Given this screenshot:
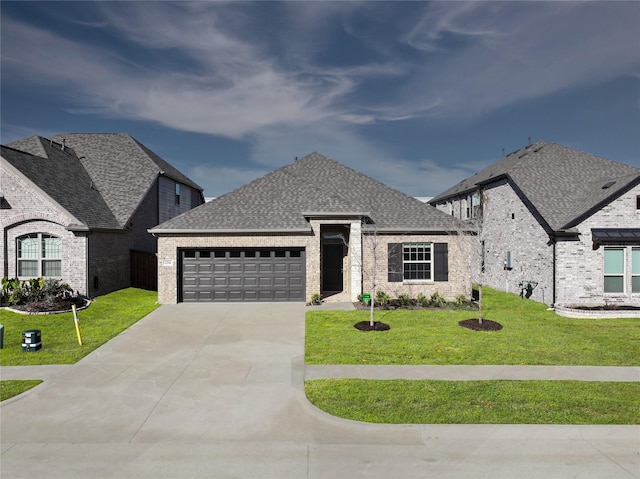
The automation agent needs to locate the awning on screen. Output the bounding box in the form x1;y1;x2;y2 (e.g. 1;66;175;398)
592;228;640;248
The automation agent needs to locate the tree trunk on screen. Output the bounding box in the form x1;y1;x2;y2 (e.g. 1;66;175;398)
478;284;483;325
369;286;375;327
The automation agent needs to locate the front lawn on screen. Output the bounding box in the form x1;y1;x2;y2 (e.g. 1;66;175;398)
0;380;43;401
305;288;640;366
305;379;640;424
0;288;160;366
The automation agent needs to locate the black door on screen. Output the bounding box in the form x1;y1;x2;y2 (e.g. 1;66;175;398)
322;244;343;291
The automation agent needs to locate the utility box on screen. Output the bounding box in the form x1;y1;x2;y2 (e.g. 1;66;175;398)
505;251;513;270
22;329;42;352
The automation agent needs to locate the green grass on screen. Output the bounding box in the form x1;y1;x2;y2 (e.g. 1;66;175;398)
0;288;160;366
305;379;640;424
306;288;640;366
0;380;43;401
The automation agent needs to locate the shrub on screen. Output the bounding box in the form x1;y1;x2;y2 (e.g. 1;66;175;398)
310;293;322;305
416;292;429;307
375;291;390;306
455;294;469;307
1;277;83;312
429;291;447;308
398;294;415;307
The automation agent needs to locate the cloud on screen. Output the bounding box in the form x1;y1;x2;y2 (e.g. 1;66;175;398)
2;1;638;198
402;2;640;118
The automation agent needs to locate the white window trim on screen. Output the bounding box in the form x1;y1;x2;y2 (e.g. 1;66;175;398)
16;233;62;279
403;242;433;282
603;246;625;294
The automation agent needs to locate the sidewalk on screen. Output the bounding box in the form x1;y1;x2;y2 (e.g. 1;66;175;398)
4;363;639;383
305;364;640;382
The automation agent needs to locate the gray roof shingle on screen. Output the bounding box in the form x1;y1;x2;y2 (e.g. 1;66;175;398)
49;133;202;227
152;152;461;233
2;140;120;229
429;142;640;232
5;133;203;230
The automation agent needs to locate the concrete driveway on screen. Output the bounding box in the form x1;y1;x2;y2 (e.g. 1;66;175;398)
1;303;638;478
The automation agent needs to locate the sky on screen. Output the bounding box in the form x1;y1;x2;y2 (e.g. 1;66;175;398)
2;1;639;199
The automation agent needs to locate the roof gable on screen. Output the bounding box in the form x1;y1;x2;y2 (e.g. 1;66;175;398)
49;133;202;227
430;142;640;231
2;139;120;229
152;152;460;233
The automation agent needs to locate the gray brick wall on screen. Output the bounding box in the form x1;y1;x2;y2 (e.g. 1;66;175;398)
434;179;554;304
434;179;640;306
480;180;554;304
556;184;640;305
87;232;131;297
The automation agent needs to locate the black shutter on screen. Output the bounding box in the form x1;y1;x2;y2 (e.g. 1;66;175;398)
388;243;403;282
434;243;448;282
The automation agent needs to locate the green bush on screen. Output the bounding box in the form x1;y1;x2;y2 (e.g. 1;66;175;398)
375;291;390;306
416;292;429;307
455;294;469;306
1;277;81;311
429;291;447;308
397;294;415;307
310;293;322;305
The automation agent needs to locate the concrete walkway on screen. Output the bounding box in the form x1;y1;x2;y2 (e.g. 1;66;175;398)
1;302;639;479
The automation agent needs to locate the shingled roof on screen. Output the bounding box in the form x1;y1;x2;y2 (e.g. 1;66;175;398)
151;152;461;233
2;140;120;230
429;142;640;232
49;133;202;227
5;133;203;230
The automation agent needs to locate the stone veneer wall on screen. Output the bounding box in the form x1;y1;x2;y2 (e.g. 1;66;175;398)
555;184;640;305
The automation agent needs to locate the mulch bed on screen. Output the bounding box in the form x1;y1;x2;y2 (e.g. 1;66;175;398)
458;318;503;331
354;321;391;331
9;297;88;314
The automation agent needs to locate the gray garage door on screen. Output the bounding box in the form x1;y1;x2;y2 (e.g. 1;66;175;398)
181;248;305;302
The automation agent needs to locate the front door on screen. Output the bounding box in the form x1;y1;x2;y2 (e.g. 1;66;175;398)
322;243;344;291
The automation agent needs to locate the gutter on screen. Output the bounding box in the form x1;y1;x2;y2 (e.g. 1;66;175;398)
148;227;313;235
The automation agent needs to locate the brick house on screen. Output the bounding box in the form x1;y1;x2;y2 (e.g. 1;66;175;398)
1;133;204;297
429;142;640;307
150;152;470;304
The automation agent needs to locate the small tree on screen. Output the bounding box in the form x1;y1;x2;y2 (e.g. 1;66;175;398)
449;190;486;325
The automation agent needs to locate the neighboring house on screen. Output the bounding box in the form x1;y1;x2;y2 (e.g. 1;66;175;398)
149;152;470;304
1;133;204;297
429;141;640;307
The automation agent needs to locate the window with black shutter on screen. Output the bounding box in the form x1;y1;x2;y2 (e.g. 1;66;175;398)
387;242;449;282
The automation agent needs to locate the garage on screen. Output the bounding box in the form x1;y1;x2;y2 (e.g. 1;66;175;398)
180;248;305;302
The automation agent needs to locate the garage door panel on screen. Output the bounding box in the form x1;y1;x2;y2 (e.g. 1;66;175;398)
244;277;258;286
181;249;305;302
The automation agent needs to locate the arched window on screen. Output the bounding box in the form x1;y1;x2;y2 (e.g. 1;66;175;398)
17;233;62;277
